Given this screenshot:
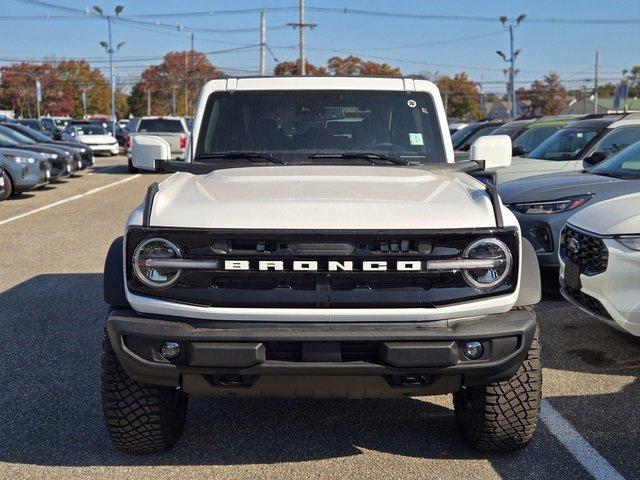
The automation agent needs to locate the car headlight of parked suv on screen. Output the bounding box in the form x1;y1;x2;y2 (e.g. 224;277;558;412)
4;154;36;164
509;194;593;215
132;237;183;288
41;152;59;160
617;235;640;251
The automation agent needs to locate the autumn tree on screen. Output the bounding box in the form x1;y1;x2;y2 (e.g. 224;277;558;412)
517;73;569;115
436;73;481;119
0;60;128;118
273;60;327;76
129;51;222;117
327;55;401;77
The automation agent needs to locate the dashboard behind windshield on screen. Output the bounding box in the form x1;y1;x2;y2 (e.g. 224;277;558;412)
196;90;446;163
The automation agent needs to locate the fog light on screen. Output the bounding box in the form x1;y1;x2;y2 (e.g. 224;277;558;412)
463;341;484;360
161;341;181;359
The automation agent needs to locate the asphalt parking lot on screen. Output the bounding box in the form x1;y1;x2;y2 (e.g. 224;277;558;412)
0;156;638;480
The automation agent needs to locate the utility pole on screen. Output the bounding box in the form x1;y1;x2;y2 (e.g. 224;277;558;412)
172;87;177;116
81;86;88;117
594;50;599;114
288;0;316;75
147;89;151;116
497;14;525;118
35;77;42;119
184;33;194;117
94;5;125;136
259;10;266;76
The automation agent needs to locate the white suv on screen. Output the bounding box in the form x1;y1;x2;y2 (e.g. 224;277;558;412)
101;76;542;454
560;192;640;336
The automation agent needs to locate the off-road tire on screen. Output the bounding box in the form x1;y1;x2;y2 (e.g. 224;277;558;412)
101;330;188;453
453;325;541;453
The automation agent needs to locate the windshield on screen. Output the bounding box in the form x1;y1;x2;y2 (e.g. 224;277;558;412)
0;126;36;145
591;140;640;179
450;124;500;150
76;125;107;135
196;90;446;164
490;126;523;139
528;127;600;160
0;128;21;147
138;119;184;133
15;125;51;143
513;125;560;154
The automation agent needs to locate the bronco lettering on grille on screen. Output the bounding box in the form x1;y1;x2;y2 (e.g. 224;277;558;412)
223;260;425;272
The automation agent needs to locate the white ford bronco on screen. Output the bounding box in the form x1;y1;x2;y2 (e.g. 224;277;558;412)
102;76;542;454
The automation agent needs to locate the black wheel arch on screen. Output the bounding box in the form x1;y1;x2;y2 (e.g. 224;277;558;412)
514;237;542;307
104;236;130;308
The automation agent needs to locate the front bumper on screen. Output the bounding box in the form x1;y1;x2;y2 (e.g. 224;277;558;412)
106;307;537;398
559;240;640;336
88;143;119;155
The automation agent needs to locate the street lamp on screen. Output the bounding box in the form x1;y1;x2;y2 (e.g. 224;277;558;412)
496;14;525;118
94;4;124;136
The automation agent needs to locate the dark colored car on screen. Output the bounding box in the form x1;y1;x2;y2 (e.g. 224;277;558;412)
0;125;77;179
2;123;93;169
12;118;53;137
0;150;51;200
451;120;509;161
499;139;640;269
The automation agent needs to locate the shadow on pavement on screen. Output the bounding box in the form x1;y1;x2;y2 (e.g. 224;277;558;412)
0;274;598;478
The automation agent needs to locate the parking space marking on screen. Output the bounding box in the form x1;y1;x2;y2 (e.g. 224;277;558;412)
0;174;141;226
541;399;625;480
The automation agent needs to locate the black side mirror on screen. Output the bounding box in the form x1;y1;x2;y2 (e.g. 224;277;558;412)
583;151;607;166
511;145;526;157
52;131;62;141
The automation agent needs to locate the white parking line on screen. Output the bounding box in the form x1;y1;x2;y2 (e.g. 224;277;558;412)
541;399;626;480
0;174;141;226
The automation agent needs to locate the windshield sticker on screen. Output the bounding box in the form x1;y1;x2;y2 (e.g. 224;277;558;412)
409;133;424;145
407;99;417;108
577;132;583;138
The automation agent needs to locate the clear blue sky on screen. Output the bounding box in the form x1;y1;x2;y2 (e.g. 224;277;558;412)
2;0;639;94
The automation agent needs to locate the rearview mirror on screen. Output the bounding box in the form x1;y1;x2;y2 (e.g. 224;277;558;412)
131;135;171;171
583;151;607;167
469;135;512;170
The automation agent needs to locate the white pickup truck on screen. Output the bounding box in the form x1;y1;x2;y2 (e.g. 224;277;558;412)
125;116;189;172
102;76;542;454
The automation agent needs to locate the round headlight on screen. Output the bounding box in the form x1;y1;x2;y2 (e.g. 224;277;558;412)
132;237;182;288
462;238;512;290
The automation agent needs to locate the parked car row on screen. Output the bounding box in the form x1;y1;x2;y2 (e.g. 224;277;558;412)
0;120;94;201
450;113;640;337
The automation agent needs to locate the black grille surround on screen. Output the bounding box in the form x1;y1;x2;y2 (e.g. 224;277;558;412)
560;225;608;276
562;285;612;320
126;227;520;308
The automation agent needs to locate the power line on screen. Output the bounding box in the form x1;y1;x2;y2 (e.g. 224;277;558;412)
305;6;640;24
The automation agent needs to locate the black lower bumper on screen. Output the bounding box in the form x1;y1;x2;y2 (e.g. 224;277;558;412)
106;308;537;398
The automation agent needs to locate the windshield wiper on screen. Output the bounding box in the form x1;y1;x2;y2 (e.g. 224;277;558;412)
308;152;413;165
195;152;286;165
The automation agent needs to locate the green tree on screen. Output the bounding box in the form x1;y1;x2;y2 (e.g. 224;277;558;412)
273;60;327;76
326;55;401;77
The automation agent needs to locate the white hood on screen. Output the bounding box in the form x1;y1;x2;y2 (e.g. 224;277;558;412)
149;165;505;230
568;192;640;235
77;134;116;145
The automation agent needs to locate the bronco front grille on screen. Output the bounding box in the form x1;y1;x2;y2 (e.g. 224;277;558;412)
560;225;608;276
126;227;519;308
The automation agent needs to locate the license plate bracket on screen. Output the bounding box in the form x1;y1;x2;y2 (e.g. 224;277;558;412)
564;259;581;290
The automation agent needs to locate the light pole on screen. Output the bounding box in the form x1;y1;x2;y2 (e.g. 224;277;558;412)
94;4;125;136
496;14;525;118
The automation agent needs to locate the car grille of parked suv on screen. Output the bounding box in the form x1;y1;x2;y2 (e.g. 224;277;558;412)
560;225;608;275
126;228;520;308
